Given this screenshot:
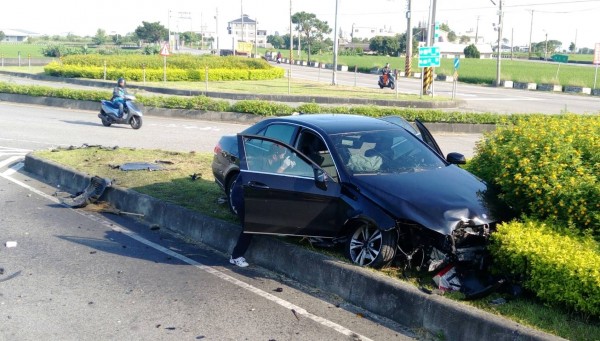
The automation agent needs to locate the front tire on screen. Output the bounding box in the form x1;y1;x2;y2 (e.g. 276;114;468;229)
101;119;111;127
130;116;143;129
346;222;396;268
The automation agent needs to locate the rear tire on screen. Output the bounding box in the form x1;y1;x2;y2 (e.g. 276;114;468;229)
101;119;111;127
130;116;143;129
346;222;396;268
226;173;240;215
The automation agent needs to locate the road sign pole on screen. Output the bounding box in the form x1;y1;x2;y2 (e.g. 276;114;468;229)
163;55;167;82
594;65;598;90
420;67;424;98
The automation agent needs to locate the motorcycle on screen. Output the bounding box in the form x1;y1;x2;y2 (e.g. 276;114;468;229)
98;95;143;129
378;71;395;90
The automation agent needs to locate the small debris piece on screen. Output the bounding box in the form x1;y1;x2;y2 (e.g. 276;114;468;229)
490;298;507;305
156;324;161;328
165;327;176;330
5;241;17;248
150;225;160;231
190;173;201;181
291;309;300;321
0;268;4;275
90;251;97;254
88;301;94;305
155;160;174;165
356;313;364;318
274;287;283;293
61;176;112;208
217;197;227;205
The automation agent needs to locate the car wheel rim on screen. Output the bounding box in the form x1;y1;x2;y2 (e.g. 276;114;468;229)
349;225;382;266
228;177;238;215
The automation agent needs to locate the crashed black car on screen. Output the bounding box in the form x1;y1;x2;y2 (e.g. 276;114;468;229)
212;114;498;269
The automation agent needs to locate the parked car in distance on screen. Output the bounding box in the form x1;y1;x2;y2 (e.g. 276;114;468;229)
212;114;500;269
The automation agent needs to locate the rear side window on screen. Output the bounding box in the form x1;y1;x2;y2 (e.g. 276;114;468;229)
259;124;297;145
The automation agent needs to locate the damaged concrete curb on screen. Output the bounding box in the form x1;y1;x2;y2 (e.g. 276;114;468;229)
24;153;563;341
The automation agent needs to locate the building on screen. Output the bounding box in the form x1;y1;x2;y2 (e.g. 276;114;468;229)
350;25;398;41
433;42;494;59
227;14;266;47
0;29;39;42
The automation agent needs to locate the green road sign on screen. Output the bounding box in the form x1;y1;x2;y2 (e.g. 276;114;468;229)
418;46;441;68
551;54;568;63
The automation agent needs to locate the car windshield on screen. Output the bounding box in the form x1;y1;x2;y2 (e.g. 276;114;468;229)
330;128;446;175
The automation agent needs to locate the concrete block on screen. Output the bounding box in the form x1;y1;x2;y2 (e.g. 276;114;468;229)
537;84;562;92
413;72;422;79
513;82;537;90
500;80;513;88
592;89;600;96
436;75;454;82
564;86;592;94
337;65;348;72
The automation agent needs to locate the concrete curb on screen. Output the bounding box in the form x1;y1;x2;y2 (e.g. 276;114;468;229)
24;153;564;341
0;93;496;134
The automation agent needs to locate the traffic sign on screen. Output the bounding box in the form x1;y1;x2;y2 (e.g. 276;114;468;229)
160;43;170;56
454;57;460;70
551;54;568;63
418;46;440;68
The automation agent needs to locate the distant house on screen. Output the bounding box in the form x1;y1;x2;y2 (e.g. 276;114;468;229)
1;29;40;42
227;15;265;45
350;25;398;40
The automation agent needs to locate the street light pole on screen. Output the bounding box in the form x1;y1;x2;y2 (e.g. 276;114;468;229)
528;10;534;60
332;0;339;85
405;0;413;77
288;0;292;94
544;32;548;61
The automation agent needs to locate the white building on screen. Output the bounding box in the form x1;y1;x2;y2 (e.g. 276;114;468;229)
0;29;39;42
227;14;266;46
350;25;398;40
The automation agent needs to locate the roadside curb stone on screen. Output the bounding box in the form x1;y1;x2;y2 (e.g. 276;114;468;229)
23;153;564;341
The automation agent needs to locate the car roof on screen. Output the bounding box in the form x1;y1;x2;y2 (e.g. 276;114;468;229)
262;114;399;135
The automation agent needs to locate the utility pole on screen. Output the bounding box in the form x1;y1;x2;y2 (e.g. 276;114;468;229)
241;0;245;42
528;10;534;60
215;8;219;50
288;0;292;94
405;0;413;77
544;32;548;61
475;16;480;44
332;0;339;85
494;0;503;87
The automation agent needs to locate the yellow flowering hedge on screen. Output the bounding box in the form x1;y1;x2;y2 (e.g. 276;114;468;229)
44;62;284;82
490;220;600;317
467;114;600;235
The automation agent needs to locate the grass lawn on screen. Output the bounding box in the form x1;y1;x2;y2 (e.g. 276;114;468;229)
34;146;600;341
0;43;47;58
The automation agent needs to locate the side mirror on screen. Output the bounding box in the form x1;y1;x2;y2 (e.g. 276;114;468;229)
314;168;328;190
446;152;466;165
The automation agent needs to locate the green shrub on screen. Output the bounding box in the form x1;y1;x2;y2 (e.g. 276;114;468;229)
230;100;294;116
467;114;600;235
490;219;600;317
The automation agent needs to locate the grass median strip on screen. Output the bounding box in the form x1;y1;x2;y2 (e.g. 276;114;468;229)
34;146;599;341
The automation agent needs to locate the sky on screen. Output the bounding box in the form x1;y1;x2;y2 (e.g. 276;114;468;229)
1;0;599;50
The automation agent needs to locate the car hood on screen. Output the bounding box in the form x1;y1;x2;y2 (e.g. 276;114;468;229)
350;165;495;235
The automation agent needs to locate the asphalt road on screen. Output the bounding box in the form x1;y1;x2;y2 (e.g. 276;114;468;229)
0;102;433;340
279;63;600;114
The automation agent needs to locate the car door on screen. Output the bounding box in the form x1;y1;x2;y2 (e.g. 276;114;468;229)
414;119;444;157
237;134;346;238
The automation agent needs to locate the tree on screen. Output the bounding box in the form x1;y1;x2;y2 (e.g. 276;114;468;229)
369;35;400;56
0;31;5;41
464;44;480;58
267;34;285;49
135;21;168;43
569;42;576;53
92;29;107;45
459;35;471;44
447;31;457;43
291;11;331;62
180;31;201;46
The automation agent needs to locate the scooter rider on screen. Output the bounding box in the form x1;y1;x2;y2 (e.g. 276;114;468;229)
111;78;127;117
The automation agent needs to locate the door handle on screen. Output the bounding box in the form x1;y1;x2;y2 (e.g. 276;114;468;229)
248;181;269;189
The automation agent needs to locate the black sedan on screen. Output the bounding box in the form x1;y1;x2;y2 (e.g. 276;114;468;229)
212;114;498;268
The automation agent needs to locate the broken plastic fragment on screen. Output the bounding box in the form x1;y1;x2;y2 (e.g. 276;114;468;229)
5;241;17;248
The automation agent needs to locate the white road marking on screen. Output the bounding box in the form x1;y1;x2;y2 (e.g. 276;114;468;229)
0;171;374;341
0;155;24;169
465;97;543;101
2;161;23;176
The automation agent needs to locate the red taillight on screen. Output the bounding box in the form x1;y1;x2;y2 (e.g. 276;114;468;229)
213;144;222;155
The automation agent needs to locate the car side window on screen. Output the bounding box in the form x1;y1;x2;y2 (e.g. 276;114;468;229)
259;124;297;145
297;130;338;182
243;137;313;177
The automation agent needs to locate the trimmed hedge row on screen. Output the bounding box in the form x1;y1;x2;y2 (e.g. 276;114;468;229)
0;81;523;124
467;114;600;235
44;62;285;82
57;54;273;70
490;220;600;317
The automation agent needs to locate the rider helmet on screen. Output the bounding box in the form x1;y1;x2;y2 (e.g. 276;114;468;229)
117;78;126;87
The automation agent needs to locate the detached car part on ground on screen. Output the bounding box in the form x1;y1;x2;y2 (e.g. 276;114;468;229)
212;114;503;271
